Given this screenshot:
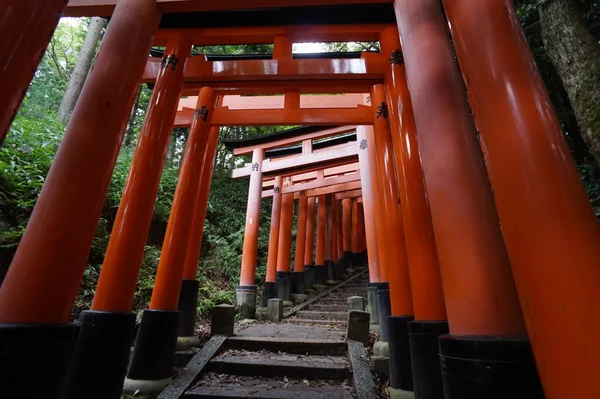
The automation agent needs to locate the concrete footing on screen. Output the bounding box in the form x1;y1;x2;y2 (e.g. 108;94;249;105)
367;284;379;326
347;296;365;311
236;285;257;319
176;336;200;351
267;299;284;322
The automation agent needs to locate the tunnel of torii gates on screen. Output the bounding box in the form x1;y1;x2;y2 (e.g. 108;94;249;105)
1;1;600;399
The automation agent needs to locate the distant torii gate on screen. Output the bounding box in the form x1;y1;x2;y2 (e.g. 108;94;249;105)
1;1;599;399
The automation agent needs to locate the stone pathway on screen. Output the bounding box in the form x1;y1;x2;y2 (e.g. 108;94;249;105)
179;269;372;399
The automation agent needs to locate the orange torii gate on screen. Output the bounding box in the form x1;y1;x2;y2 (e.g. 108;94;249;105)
1;1;599;399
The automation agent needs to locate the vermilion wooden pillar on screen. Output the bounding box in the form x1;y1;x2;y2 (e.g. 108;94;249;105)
126;87;217;392
356;129;382;284
443;1;600;397
177;122;220;342
325;196;337;282
63;33;191;399
303;196;316;275
0;1;160;396
394;0;537;397
315;195;327;284
263;176;283;305
342;198;353;266
335;201;344;263
293;193;308;293
0;0;69;144
380;27;449;399
351;199;360;257
276;187;294;300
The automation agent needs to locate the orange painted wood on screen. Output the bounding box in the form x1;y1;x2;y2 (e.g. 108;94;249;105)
351;200;360;253
149;87;217;310
181;94;365;111
334;189;362;200
325;196;333;263
294;194;309;272
277;189;295;273
180;80;381;96
181;125;220;280
239;148;265;287
305;180;361;198
315;195;327;266
444;1;600;396
0;0;161;323
92;33;192;312
262;172;360;198
356;126;382;283
336;201;344;260
65;0;392;17
142;57;387;85
304;197;317;266
150;25;391;47
342;199;352;252
233;143;358;178
265;176;283;283
370;84;413;317
263;162;360;188
0;0;67;144
380;27;447;322
395;0;526;336
196;106;372;127
233;126;357;156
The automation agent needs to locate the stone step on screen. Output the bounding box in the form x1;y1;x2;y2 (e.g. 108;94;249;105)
207;350;350;380
185;374;354;398
296;311;348;320
285;319;347;326
226;336;347;356
308;304;347;312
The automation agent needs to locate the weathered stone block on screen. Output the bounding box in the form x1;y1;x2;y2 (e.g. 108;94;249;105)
347;296;365;311
290;293;308;305
346;310;370;346
210;304;235;336
267;299;284;322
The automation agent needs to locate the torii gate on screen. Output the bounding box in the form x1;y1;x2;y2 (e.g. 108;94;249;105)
1;1;599;399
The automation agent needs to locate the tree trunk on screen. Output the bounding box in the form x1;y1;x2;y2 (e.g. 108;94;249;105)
57;17;107;124
540;0;600;166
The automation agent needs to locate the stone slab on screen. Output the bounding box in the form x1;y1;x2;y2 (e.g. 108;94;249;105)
238;323;345;341
158;335;228;399
226;336;347;355
297;311;348;320
348;340;376;399
208;350;350;380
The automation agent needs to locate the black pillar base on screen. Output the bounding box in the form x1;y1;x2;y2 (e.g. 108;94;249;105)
352;252;363;269
325;260;336;281
261;282;278;307
361;250;368;267
314;265;326;285
127;310;179;382
291;272;305;294
439;335;544;399
304;266;315;289
388;316;415;391
177;279;199;337
0;323;79;399
343;251;353;270
276;271;291;301
335;258;345;279
61;311;136;399
376;282;391;341
409;320;449;399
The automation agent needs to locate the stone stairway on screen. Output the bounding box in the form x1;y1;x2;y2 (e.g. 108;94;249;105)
159;270;374;399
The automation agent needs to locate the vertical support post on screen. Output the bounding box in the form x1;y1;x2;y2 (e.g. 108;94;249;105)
63;32;191;399
263;176;283;306
315;195;327;285
380;27;448;399
234;147;265;318
293;193;308;294
394;1;540;397
0;1;160;396
356;126;383;329
443;1;600;397
303;196;317;289
325;196;337;283
276;183;294;301
342;198;353;270
0;0;69;144
125;87;217;394
371;84;415;391
350;199;361;269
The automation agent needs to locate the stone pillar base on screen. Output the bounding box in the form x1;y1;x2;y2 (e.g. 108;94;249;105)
177;279;200;338
261;282;278;307
367;283;380;326
236;285;257;319
376;282;391;341
276;271;292;301
409;320;448;399
388;316;414;392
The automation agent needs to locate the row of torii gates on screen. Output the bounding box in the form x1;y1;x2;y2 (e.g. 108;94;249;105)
2;1;600;399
